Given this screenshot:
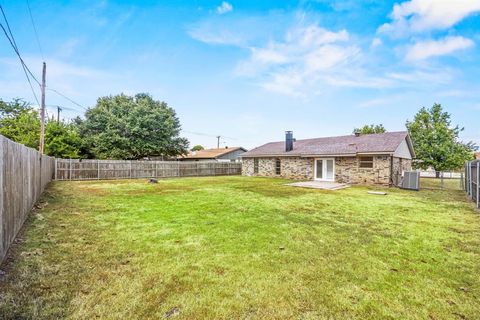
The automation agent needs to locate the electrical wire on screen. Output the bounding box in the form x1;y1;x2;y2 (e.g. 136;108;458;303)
25;0;44;60
183;130;238;140
0;19;40;105
46;88;87;111
0;5;40;85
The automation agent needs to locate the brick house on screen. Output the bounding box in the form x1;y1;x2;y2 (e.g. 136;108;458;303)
241;131;415;186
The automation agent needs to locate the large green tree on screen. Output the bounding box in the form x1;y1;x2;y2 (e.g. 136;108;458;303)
77;93;189;159
0;98;40;148
44;118;82;158
0;98;81;158
406;103;477;172
353;124;386;135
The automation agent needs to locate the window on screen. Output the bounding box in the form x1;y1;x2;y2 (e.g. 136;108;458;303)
275;158;281;175
359;156;374;168
253;158;259;174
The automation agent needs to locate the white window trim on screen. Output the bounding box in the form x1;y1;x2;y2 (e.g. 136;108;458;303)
314;158;335;182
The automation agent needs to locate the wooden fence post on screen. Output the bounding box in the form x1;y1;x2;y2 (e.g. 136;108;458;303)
97;159;100;180
469;161;473;199
69;158;72;180
54;158;57;180
477;161;479;209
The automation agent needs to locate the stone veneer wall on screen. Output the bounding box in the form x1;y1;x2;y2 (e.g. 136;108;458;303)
242;157;313;180
243;156;412;186
335;156;391;185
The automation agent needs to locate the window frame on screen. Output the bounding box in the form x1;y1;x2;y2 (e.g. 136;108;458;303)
358;156;374;169
275;158;281;175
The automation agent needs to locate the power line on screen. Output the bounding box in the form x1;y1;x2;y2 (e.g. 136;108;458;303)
25;0;44;60
0;5;40;85
46;88;87;111
183;130;237;141
0;14;40;106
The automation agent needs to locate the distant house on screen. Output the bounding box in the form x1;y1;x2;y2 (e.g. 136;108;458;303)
475;152;480;160
179;147;247;162
241;131;414;186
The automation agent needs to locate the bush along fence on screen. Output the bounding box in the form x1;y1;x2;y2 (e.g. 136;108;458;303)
464;160;480;209
0;135;55;263
55;159;242;180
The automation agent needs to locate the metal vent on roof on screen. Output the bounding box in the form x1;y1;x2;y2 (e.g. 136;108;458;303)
401;171;420;191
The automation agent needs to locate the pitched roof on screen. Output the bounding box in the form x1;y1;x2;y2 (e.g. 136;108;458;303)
242;131;413;157
181;147;246;159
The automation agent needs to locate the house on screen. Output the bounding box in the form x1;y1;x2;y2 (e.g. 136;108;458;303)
241;131;415;185
179;147;247;162
475;152;480;160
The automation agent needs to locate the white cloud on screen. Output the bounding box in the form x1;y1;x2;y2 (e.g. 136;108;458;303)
358;97;395;108
236;25;365;96
0;56;118;115
406;36;474;61
371;38;382;48
379;0;480;36
188;26;245;46
216;1;233;15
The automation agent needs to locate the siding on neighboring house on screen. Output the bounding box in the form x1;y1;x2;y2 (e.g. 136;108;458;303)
217;148;246;161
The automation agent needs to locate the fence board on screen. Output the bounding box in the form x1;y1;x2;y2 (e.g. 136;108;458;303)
0;135;55;262
464;160;480;209
55;159;241;181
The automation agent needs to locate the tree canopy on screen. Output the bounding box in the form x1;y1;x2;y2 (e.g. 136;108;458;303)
191;145;204;151
77;93;188;159
353;124;386;135
0;99;40;148
0;99;81;158
406;103;477;171
44;119;82;158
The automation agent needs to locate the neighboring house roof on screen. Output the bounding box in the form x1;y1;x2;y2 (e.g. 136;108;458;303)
241;131;415;158
181;147;247;159
475;152;480;160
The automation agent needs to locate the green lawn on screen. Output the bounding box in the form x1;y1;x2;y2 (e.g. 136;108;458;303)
1;176;479;319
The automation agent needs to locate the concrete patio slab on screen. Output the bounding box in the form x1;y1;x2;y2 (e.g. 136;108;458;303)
286;181;349;190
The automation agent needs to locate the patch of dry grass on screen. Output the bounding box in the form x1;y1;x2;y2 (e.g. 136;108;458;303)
0;176;479;319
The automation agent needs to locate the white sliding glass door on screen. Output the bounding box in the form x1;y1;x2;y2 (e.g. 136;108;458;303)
314;158;335;181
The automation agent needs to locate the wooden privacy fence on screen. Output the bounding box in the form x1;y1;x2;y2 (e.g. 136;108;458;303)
465;160;479;209
55;159;242;180
0;135;55;262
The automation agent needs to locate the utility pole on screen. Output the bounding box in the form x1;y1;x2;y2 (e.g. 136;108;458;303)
39;62;46;154
57;106;62;123
216;135;220;149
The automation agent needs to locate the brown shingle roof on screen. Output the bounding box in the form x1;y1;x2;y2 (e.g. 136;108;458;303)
181;147;246;159
242;131;411;157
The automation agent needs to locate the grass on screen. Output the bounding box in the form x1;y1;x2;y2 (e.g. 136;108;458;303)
0;176;479;319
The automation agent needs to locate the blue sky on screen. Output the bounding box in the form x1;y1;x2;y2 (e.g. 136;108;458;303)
1;0;479;149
